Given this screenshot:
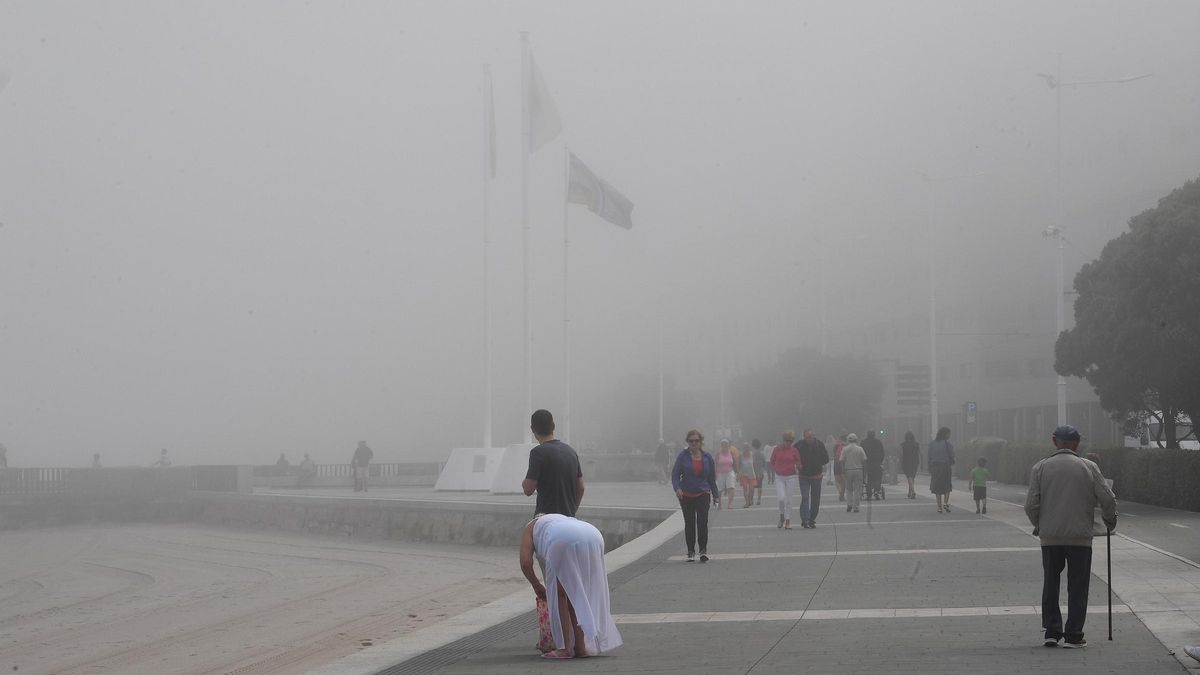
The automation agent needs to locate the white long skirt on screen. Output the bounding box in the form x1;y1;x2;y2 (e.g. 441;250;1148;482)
534;514;623;654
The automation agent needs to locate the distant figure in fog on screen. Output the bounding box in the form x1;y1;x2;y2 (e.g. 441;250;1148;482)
0;442;8;468
91;453;102;468
832;434;847;501
655;440;671;485
841;434;866;513
795;430;829;529
276;453;290;468
151;448;171;468
750;439;767;504
737;443;758;507
901;431;921;499
522;409;584;517
862;430;885;501
714;440;738;509
298;453;317;488
769;431;801;529
928;427;955;512
351;441;373;492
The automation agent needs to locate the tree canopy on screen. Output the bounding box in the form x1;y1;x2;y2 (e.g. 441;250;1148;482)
1055;176;1200;447
728;348;885;443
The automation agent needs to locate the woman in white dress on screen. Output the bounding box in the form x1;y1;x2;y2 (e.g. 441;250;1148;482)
519;513;623;660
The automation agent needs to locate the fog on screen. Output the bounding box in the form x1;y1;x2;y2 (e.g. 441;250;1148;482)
1;1;1197;467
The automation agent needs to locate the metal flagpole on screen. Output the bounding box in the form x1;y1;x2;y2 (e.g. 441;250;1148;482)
482;65;494;449
520;32;532;443
658;312;664;442
562;147;571;442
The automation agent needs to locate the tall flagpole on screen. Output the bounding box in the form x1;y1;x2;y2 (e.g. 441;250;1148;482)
562;147;572;442
658;311;664;442
482;64;493;449
520;32;533;443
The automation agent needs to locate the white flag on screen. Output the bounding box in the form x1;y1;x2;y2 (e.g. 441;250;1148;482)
528;57;562;152
568;153;634;230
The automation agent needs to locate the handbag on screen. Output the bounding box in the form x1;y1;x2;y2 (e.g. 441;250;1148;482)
536;597;555;653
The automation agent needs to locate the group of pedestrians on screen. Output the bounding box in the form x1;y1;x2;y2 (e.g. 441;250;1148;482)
520;413;1129;658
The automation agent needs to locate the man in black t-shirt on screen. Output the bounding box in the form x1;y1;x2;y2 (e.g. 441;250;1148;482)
521;409;585;516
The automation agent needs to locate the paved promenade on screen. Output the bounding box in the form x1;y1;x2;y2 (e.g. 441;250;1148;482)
295;480;1200;674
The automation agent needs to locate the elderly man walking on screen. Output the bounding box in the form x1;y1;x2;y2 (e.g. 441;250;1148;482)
840;434;866;514
1024;425;1116;649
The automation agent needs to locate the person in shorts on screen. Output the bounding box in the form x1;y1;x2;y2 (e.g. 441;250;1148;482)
970;456;990;514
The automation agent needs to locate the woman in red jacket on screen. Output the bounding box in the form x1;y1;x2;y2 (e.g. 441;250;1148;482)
769;431;802;530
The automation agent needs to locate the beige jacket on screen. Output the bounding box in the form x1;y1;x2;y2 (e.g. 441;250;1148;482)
1024;450;1117;547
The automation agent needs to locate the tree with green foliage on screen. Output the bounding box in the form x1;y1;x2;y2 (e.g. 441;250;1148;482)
1055;176;1200;448
728;348;884;442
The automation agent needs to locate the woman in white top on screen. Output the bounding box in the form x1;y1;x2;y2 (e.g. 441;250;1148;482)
519;513;623;660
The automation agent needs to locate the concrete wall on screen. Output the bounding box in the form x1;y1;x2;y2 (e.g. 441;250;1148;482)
0;490;671;551
192;493;671;551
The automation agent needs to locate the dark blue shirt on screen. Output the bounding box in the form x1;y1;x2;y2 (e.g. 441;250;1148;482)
671;449;719;497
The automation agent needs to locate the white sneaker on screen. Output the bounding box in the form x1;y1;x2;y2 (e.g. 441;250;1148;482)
1043;636;1061;648
1183;645;1200;662
1061;638;1086;649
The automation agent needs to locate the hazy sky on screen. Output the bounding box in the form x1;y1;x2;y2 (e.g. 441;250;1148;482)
1;1;1197;466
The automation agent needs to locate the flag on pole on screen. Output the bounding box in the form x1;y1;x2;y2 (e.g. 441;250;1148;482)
528;57;562;152
567;152;634;229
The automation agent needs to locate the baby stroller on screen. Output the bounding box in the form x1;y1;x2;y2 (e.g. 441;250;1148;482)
864;461;885;501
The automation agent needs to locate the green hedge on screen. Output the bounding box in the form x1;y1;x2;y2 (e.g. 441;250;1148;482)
954;439;1200;512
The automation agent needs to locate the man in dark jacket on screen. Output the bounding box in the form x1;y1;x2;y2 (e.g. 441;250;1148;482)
861;430;885;500
795;430;829;529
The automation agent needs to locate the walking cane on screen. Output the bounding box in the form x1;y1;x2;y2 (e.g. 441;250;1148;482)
1107;528;1113;641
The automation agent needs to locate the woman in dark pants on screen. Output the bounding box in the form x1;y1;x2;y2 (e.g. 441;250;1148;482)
900;431;921;499
671;430;720;562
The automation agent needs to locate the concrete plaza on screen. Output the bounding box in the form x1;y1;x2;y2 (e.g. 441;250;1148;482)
324;480;1200;675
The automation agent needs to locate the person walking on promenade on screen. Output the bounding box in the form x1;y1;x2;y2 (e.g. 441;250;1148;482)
737;444;758;507
655;440;671;485
750;439;768;505
927;427;955;512
91;453;102;468
861;430;885;500
351;441;373;492
832;434;847;501
753;438;774;488
1024;425;1117;649
769;431;802;529
151;448;172;467
970;457;990;514
841;433;867;513
671;430;719;562
298;453;317;487
900;431;921;499
795;430;829;529
519;513;622;659
715;439;738;509
522;409;585;517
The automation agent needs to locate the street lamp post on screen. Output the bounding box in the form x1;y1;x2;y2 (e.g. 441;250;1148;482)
920;171;984;439
1037;55;1150;427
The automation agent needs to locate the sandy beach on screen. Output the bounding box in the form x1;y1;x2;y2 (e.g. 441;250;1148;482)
0;524;524;675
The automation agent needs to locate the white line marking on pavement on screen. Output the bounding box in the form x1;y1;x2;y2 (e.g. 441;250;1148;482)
666;546;1039;561
713;519;1000;530
1169;522;1189;529
1116;533;1200;570
613;605;1133;623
